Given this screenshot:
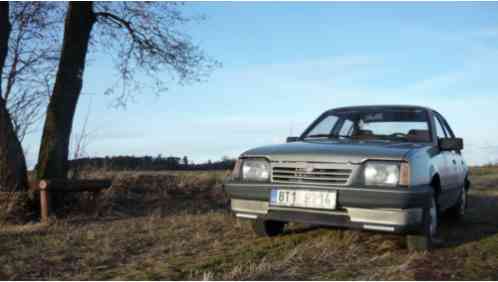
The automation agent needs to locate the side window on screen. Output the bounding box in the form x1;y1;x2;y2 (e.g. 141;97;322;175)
307;115;339;136
339;119;354;136
439;116;455;138
433;114;447;139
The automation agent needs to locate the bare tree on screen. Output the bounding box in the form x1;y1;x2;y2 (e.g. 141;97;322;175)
35;2;95;211
36;2;217;211
2;2;63;143
0;2;68;223
0;3;29;194
92;2;218;106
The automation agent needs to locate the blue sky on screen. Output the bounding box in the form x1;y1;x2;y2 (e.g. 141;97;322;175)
23;2;498;166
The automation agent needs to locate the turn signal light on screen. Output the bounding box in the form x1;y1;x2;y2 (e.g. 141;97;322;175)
399;162;410;186
231;159;241;179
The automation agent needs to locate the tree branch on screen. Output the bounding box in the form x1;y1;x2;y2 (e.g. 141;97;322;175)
95;12;145;44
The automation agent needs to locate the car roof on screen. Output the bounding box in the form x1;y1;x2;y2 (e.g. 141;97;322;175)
330;105;436;113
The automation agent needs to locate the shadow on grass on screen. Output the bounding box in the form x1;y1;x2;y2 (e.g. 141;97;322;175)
439;191;498;248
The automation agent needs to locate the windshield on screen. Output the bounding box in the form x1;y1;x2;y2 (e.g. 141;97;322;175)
302;108;432;143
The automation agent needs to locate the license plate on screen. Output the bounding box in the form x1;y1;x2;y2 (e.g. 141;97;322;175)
270;189;337;210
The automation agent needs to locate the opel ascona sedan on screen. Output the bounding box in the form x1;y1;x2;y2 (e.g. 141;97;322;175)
224;105;469;250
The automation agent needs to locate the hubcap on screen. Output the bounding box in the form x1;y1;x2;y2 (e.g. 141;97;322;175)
429;198;438;237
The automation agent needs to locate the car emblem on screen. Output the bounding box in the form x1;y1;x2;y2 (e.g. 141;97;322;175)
304;164;314;173
295;164;313;180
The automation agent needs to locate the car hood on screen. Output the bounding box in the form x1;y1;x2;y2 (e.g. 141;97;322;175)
241;140;427;164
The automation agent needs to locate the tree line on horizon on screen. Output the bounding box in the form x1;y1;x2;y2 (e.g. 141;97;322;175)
66;155;237;172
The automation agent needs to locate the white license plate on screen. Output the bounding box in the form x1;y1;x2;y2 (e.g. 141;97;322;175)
270;189;337;210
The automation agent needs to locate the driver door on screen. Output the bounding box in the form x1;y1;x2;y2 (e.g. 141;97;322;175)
439;114;465;195
432;113;455;209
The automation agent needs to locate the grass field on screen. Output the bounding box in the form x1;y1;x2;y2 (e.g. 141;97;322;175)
1;167;498;280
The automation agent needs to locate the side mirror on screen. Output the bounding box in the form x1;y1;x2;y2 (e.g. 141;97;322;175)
439;138;463;151
286;136;299;143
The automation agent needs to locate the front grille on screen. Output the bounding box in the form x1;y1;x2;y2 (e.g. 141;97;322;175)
272;163;352;186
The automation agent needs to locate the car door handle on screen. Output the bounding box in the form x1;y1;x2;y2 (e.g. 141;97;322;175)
452;159;457;165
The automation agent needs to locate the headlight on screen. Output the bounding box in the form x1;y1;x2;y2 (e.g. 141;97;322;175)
242;159;270;182
364;161;400;186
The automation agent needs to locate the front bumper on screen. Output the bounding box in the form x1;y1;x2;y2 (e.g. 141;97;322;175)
224;182;433;234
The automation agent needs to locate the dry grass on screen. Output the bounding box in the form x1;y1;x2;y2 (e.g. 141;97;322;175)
1;168;498;280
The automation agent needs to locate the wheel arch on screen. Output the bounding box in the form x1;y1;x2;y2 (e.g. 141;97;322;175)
431;173;442;198
464;174;471;191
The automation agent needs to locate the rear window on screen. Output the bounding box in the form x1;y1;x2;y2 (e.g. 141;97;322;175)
361;121;428;136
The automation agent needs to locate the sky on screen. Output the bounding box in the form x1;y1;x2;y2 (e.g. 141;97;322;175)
22;2;498;167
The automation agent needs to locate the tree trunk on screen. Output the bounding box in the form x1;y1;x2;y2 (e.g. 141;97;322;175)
36;2;95;211
0;2;29;193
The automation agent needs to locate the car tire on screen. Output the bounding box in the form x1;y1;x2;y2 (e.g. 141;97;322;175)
406;196;439;251
446;185;467;220
252;219;286;237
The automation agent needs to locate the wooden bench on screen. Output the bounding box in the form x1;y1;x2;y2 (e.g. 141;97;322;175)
33;179;112;223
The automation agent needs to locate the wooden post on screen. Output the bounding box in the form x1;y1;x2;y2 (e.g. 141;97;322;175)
39;180;49;223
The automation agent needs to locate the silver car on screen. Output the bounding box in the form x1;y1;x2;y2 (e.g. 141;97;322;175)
224;105;469;250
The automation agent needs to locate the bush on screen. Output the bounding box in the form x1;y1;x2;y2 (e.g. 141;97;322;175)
0;191;36;225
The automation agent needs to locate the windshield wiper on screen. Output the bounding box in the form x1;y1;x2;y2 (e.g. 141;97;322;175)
304;134;330;139
305;134;351;140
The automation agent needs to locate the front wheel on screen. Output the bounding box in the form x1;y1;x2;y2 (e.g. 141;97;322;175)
252;219;286;237
406;196;439;251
